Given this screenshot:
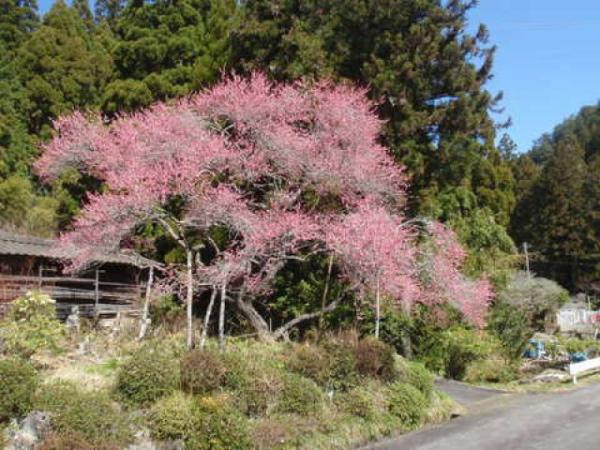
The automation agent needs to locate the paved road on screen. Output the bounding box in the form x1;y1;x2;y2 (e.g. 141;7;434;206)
368;382;600;450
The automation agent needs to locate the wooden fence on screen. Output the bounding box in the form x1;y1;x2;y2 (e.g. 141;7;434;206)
0;273;143;318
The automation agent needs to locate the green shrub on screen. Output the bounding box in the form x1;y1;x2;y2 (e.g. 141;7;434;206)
354;336;397;381
150;392;251;450
322;338;359;391
387;382;428;429
34;381;131;448
284;344;330;386
148;392;198;442
149;294;185;333
0;357;38;422
286;339;359;391
464;359;519;384
336;386;376;419
115;342;180;407
0;291;64;357
487;300;532;360
277;374;324;416
229;364;283;417
405;361;434;399
180;348;228;395
443;328;499;380
191;396;252;450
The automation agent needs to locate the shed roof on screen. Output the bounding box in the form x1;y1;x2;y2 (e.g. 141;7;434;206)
0;230;154;268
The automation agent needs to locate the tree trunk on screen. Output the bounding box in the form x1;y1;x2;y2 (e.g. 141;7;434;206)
235;294;272;340
218;280;227;352
199;286;217;349
186;250;194;350
318;253;334;339
375;274;381;339
273;299;340;340
137;266;154;341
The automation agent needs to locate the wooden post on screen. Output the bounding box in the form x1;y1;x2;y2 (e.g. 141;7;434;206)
94;269;100;317
375;274;381;339
318;253;334;339
186;250;194;350
218;280;227;352
138;266;154;340
523;242;531;279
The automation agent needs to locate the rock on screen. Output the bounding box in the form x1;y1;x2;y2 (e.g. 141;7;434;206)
65;305;81;332
530;369;571;383
6;411;52;450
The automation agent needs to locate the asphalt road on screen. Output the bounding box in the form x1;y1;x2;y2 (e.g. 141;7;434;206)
367;382;600;450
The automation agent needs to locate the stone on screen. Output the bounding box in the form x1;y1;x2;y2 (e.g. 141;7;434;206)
6;411;52;450
530;369;571;383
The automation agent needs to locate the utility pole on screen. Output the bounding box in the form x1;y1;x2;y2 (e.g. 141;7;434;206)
523;242;531;279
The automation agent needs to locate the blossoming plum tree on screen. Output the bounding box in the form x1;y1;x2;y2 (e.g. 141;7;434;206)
36;73;492;347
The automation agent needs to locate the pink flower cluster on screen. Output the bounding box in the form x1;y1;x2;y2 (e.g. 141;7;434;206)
36;73;492;325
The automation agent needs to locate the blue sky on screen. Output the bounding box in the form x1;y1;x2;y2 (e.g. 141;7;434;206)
38;0;600;153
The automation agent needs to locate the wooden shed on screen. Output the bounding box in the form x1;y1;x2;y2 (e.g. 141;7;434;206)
0;231;153;319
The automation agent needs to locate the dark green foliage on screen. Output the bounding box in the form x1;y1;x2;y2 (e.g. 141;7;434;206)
0;0;39;51
34;381;132;448
103;0;238;114
94;0;124;28
17;0;113;135
488;300;533;360
233;0;514;223
354;336;397;382
321;338;359;391
512;137;592;258
0;357;38;422
115;342;180;407
511;103;600;291
387;382;428;429
277;374;323;416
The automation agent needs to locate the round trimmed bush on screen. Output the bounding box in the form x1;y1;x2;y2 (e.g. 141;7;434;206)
354;337;398;381
0;357;38;422
284;344;329;386
336;387;376;419
180;348;228;395
322;339;358;391
150;393;251;450
230;365;283;417
115;342;180;407
34;381;131;448
192;396;252;450
277;374;324;416
148;392;197;442
406;361;434;399
387;382;428;429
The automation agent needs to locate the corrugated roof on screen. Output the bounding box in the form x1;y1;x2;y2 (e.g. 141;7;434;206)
0;230;154;268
